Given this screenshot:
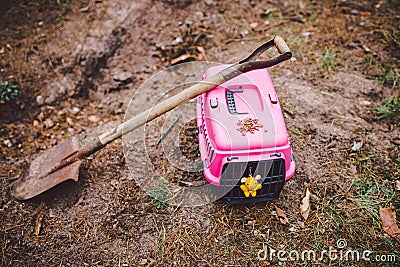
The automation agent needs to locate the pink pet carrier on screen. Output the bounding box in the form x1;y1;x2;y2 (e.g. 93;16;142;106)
196;65;295;203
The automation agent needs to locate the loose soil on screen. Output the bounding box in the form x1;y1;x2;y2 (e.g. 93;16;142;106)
1;0;399;266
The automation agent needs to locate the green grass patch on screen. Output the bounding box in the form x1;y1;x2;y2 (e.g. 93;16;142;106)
382;29;400;50
284;150;400;266
350;151;400;229
0;81;19;104
363;55;399;89
372;95;400;126
379;66;399;89
146;178;176;211
321;47;336;73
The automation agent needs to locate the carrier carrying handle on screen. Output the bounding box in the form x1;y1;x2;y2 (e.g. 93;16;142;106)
221;36;292;81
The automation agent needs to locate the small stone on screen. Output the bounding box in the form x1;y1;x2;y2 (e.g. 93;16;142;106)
112;70;133;82
50;138;57;145
66;117;74;125
33;120;40;127
172;37;183;45
45;95;57;105
240;29;249;37
70;107;80;115
3;139;12;147
249;21;258;28
49;210;56;218
88;115;100;123
36;95;45;106
37;112;45;120
301;30;311;37
360;100;371;106
139;259;147;265
44;118;55;128
195;11;204;19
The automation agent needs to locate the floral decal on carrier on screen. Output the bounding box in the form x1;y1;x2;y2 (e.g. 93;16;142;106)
236;118;264;136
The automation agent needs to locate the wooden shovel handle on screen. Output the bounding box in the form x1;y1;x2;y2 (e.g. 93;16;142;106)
222;36;292;81
238;36;291;64
274;36;291;55
86;36;292;153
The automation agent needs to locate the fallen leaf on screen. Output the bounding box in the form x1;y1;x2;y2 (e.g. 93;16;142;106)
396;180;400;191
171;54;192;65
379;206;400;238
361;44;371;53
297;221;305;229
300;188;311;220
274;206;289;225
351;139;363;152
34;213;44;236
196;46;206;61
79;6;90;12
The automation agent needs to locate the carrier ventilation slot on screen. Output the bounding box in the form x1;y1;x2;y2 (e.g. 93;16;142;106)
226;87;248;115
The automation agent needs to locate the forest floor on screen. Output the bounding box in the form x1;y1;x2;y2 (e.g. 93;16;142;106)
1;0;399;266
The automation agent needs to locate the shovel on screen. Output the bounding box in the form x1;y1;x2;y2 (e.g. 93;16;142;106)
12;36;292;200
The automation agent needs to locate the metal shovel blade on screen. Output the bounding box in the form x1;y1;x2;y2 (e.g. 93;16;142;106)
12;136;83;200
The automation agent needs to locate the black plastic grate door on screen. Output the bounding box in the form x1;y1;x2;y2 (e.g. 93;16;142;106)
218;159;286;204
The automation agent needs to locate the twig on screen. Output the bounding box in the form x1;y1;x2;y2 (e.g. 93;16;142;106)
156;115;180;146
